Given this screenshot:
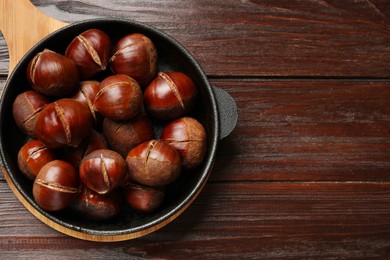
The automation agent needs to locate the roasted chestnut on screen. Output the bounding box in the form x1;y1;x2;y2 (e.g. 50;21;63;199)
61;130;107;168
26;49;79;96
123;183;165;213
93;74;143;121
79;149;127;194
12;90;49;138
103;114;154;157
35;98;93;148
33;160;80;211
17;139;57;180
109;33;158;87
71;80;102;126
71;185;124;220
65;28;112;79
126;140;181;187
144;71;198;121
161;117;207;169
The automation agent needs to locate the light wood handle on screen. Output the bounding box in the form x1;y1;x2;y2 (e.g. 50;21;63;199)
0;0;68;76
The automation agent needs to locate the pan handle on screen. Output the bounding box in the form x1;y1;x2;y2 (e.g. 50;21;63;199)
213;87;238;140
0;0;68;76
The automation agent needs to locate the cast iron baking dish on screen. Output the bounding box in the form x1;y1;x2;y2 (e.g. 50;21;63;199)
0;18;237;241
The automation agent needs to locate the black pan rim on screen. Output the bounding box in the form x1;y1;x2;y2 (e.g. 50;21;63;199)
0;18;220;237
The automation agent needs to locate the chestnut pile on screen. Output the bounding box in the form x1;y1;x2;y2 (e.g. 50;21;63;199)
13;28;207;220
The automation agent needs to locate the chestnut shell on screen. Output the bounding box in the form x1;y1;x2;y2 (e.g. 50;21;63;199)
161;117;207;169
12;90;49;138
109;33;158;87
17;139;57;180
79;149;127;194
126;140;182;187
26;49;80;96
61;130;107;168
33;160;80;211
35;99;93;149
65;29;112;79
71;80;102;126
103;114;154;157
71;186;124;221
93;74;143;121
123;183;165;213
144;71;198;121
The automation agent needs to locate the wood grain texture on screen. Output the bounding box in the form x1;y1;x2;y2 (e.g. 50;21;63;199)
0;35;7;74
0;181;390;258
0;0;67;74
0;0;389;77
0;0;390;258
211;79;390;182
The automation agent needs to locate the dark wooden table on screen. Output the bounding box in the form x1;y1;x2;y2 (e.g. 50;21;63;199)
1;0;389;258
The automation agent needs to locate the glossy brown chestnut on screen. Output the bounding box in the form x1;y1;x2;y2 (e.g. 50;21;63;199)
71;80;102;126
144;71;198;121
17;139;57;180
161;117;207;169
93;74;143;121
126;140;182;187
123;183;165;213
35;98;93;149
26;49;79;96
61;130;107;168
71;185;124;220
79;149;127;194
109;33;158;87
103;114;154;157
12;90;49;138
33;160;80;211
65;29;112;79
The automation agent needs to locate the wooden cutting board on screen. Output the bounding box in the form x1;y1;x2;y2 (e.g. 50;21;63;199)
0;0;68;76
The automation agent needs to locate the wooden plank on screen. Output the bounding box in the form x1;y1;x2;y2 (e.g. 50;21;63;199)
0;1;388;258
0;34;7;75
0;0;389;77
0;181;389;258
212;79;390;181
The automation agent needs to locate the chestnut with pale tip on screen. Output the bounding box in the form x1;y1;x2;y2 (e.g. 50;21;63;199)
17;139;57;181
126;140;182;187
61;130;108;168
144;71;198;121
65;28;112;79
103;114;154;157
26;49;80;96
33;160;80;211
12;90;49;139
71;185;124;221
93;74;143;121
109;33;158;87
123;183;165;213
71;80;103;126
35;99;93;149
161;117;207;169
79;149;127;194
